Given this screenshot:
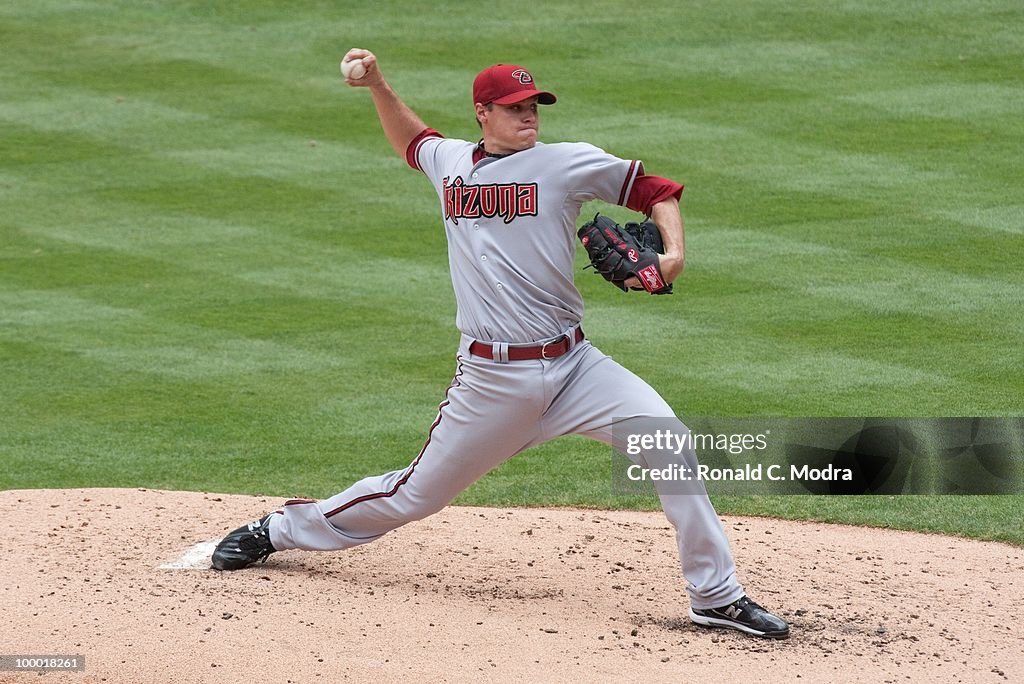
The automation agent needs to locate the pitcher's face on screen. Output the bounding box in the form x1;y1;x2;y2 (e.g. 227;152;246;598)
477;96;540;154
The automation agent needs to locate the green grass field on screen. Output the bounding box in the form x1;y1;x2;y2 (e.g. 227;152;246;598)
2;1;1022;544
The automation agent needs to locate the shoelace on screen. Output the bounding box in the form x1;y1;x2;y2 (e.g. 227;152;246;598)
241;520;274;563
732;596;768;616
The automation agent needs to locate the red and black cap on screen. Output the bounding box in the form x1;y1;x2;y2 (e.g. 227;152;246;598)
473;64;557;106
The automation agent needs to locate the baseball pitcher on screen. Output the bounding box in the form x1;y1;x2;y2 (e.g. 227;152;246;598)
212;50;789;640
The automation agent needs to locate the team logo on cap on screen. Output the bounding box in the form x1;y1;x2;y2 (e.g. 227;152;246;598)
510;69;533;85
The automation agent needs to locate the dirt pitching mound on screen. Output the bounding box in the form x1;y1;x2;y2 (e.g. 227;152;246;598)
1;489;1021;683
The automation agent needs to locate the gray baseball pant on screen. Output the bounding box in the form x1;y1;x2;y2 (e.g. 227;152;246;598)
267;333;744;609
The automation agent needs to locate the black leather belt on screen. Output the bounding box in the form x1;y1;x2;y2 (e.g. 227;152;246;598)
469;327;585;361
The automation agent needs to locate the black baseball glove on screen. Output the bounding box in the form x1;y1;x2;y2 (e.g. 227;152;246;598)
577;214;673;294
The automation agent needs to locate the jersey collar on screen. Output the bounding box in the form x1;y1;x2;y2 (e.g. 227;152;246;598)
474;140;517;164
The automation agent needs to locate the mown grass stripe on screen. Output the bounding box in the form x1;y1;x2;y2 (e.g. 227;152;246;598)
1;0;1021;544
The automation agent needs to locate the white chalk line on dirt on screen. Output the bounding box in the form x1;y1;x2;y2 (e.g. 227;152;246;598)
158;540;219;570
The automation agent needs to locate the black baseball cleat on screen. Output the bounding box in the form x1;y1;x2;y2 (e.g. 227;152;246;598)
211;515;277;571
689;595;790;639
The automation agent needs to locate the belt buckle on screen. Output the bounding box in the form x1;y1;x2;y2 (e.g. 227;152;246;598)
540;335;565;360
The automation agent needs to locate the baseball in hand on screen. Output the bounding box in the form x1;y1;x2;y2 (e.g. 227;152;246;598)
341;56;367;80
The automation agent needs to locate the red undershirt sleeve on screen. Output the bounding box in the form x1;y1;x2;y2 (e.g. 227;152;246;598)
625;173;684;215
405;128;444;171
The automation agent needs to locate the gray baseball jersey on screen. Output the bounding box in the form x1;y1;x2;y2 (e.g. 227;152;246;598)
265;133;745;610
415;137;641;343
